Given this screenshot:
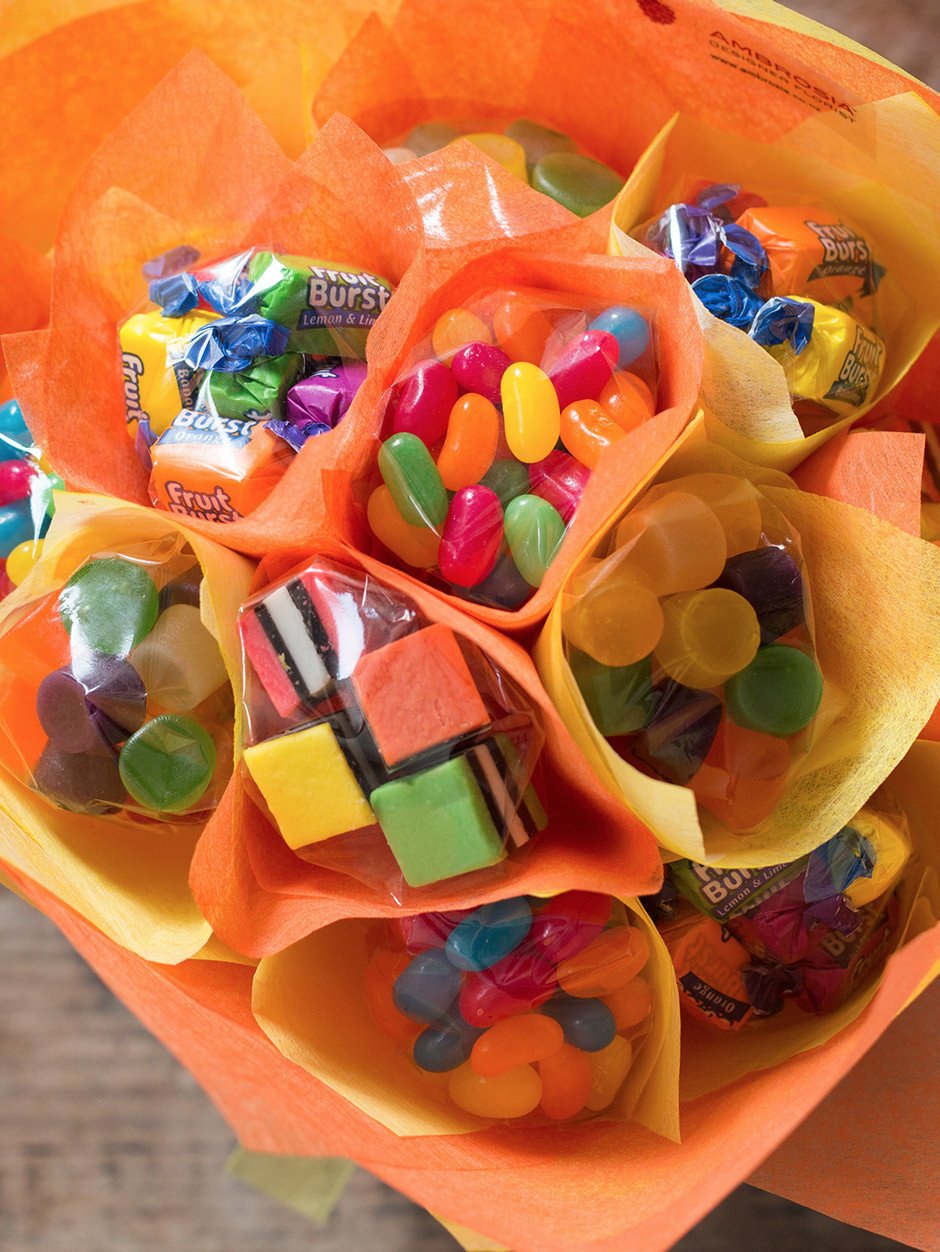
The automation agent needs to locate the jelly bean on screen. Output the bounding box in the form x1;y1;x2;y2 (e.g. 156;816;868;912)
603;978;653;1032
724;644;823;737
34;741;126;814
546;330;618;411
399;909;474;954
714;545;805;641
501;363;561;463
0;499;34;559
37;656;146;753
463;550;533;612
599;371;654;432
437;394;500;490
529;892;612;964
585;1036;633;1112
448;1061;542;1119
438;485;503;588
451;342;512;405
432;309;493;361
5;538;43;585
454;133;528;182
470;1013;564;1076
367;485;441;569
404;121;460;155
0;399;33;461
58;557;160;657
493;294;554;365
642;474;763;560
129;603;229;713
480;458;530;507
382;146;417;165
531;153;624;217
542;994;617;1052
588;306;650;369
689;719;791;831
630;679;723;786
414;1014;484;1073
559;400;625;469
562;569;663;667
365;948;422;1044
393;949;462;1023
446;897;533;971
44;474;66;516
568;650;656;736
504;495;565;588
387;359;458;447
459;950;556;1028
0;458;37;506
504;119;577;171
538;1042;592;1120
613;491;727;596
118;713;216;813
655;588;760;689
378;433;449;529
557;926;649;998
529;451;589;524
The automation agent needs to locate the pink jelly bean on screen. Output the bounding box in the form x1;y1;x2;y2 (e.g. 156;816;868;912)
439;485;504;588
399;908;475;954
451;342;512;404
388;359;458;446
529;891;613;964
459;949;557;1028
0;459;38;507
546;330;619;410
528;451;590;524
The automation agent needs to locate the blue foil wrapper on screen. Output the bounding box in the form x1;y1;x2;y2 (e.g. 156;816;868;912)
749;296;815;354
266;417;332;452
691;274;763;330
197;274;256;317
149;272;199;317
804;827;876;903
182;315;290;372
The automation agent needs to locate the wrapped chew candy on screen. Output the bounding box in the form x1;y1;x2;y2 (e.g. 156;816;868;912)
366;284;658;612
119;246;392;524
238;557;546;896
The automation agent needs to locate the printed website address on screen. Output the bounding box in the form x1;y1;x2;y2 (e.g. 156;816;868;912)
709;51;856;122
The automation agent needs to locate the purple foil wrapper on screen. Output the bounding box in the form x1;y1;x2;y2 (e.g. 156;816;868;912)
266;417;332;452
135;417;158;471
285;360;367;430
142;245;200;280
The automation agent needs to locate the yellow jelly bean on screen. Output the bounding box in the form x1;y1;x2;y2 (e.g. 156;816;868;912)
432;308;493;361
448;1061;542;1118
563;564;664;667
453;133;529;182
655;588;760;688
501;363;561;464
5;538;44;586
471;1013;565;1077
613;491;727;596
367;485;441;569
37;453;56;475
437;393;500;490
641;473;763;558
585;1036;633;1112
603;977;653;1032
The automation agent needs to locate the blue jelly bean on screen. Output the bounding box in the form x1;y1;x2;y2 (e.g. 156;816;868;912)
0;499;36;558
393;949;462;1023
445;897;533;972
588;306;650;369
542;993;617;1052
413;1014;484;1073
0;400;33;462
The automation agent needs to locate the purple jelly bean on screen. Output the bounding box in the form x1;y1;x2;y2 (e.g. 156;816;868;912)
438;485;504;589
286;360;367;430
628;680;722;785
388;359;457;446
713;546;805;643
450;343;512;405
528;451;590;523
546;329;618;410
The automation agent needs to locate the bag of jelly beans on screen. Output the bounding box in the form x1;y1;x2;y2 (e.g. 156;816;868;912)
0;398;65;600
238;557;547;897
369;892;655;1122
558;470;825;833
118;245;394;523
385;119;626;219
0;507;249;821
367;286;658;612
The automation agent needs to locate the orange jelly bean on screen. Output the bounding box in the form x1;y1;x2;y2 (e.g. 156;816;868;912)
437;393;500;490
613;491;727;596
493;294;554;364
559;400;626;469
586;1036;633;1112
603;977;653;1032
599;371;654;432
557;926;650;997
538;1043;592;1120
448;1061;543;1118
432;307;493;360
470;1013;564;1076
367;485;441;569
365;948;422;1045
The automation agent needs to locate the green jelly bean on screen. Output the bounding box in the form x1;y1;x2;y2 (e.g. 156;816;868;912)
568;649;655;736
504;118;577;173
59;557;159;657
481;458;531;508
46;474;65;517
724;644;823;737
119;714;216;814
404;121;460;156
504;493;565;588
531;153;625;217
378;432;449;529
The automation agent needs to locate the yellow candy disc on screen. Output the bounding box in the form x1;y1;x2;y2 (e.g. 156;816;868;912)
655;588;760;689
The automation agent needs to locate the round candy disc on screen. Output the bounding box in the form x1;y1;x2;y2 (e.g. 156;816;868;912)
118;714;216;813
724;644;823;737
59;557;159;656
33;741;126;814
655;588;760;689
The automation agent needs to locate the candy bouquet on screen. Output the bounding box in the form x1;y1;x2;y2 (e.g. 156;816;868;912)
0;1;939;1250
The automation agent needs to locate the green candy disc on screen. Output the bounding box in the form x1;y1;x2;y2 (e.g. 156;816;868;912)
569;650;656;737
119;714;216;814
724;644;823;738
530;153;624;217
58;557;159;657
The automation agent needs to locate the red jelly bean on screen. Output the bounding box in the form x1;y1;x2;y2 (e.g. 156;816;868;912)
439;485;504;588
546;330;618;410
451;342;512;404
0;459;38;506
398;908;474;953
388;359;457;446
529;891;613;964
528;451;590;523
459;950;557;1028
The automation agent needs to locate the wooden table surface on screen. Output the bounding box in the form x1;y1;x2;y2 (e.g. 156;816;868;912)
1;2;936;1249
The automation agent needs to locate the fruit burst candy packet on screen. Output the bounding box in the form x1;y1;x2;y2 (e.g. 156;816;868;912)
366;285;659;614
237;557;547;899
118;246;394;524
